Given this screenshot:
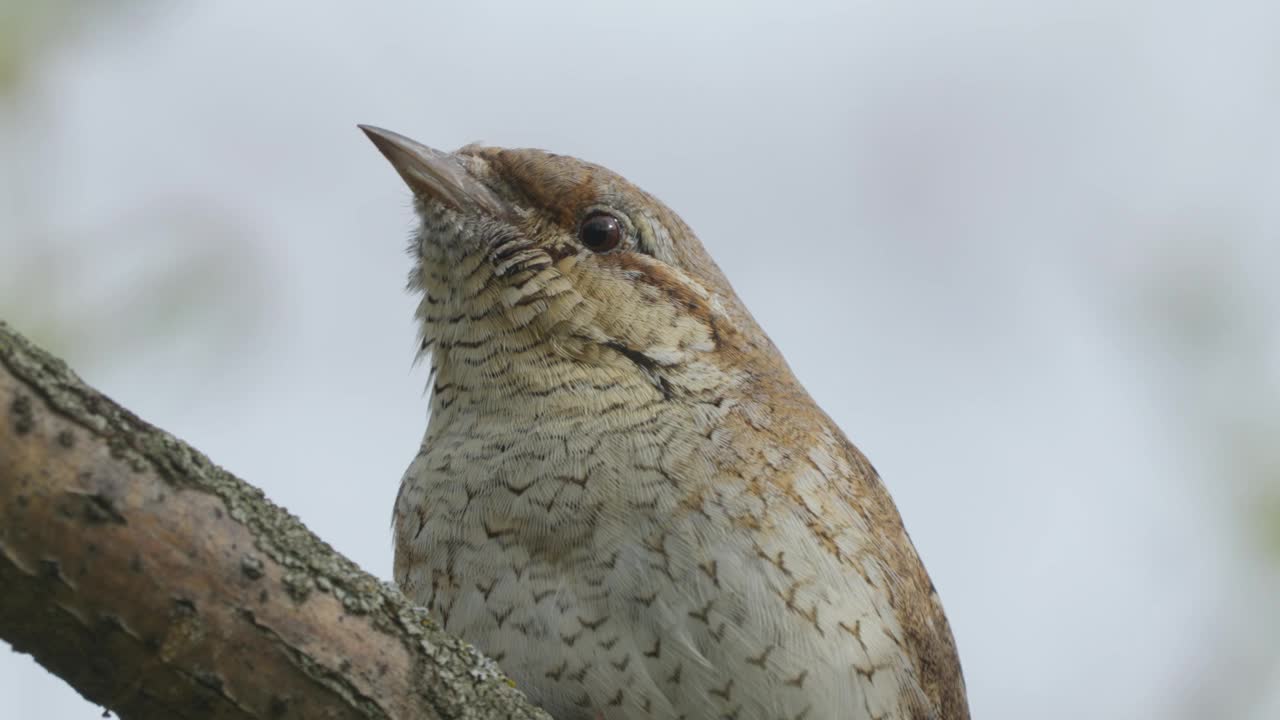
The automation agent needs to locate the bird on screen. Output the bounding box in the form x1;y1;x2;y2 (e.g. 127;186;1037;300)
361;125;969;720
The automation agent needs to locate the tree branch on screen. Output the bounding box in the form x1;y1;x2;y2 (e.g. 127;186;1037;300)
0;321;552;720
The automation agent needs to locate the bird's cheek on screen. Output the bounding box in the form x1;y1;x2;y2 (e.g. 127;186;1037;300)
489;254;719;365
580;273;718;364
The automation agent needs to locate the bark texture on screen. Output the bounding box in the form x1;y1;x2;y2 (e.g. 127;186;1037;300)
0;320;552;720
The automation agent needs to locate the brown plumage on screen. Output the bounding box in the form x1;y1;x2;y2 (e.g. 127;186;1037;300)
363;125;969;720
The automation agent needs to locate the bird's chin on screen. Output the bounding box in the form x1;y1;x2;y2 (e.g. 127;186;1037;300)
410;209;509;268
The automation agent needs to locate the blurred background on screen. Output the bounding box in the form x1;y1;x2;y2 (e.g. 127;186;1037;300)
2;1;1278;717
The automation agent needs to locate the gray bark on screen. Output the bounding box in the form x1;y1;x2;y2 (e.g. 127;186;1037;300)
0;320;552;720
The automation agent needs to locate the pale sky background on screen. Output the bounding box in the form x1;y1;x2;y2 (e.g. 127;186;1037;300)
3;1;1279;718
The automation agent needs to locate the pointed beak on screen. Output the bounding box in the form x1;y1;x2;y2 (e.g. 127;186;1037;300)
359;125;510;219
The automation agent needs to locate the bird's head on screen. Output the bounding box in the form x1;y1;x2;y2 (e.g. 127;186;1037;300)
361;125;783;407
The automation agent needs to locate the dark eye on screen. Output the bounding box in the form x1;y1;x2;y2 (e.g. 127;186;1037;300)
578;212;624;252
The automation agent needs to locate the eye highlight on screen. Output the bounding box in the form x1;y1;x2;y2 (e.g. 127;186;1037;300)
578;211;624;253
